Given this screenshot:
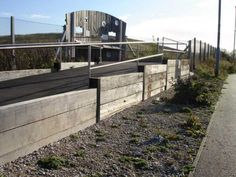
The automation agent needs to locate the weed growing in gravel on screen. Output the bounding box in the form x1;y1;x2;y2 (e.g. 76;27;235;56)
86;172;104;177
172;152;183;160
181;164;195;175
96;137;106;142
130;132;141;138
139;119;149;128
119;156;148;169
122;116;129;120
183;114;205;138
180;107;192;113
104;152;113;158
155;129;180;141
110;124;120;129
37;155;67;170
145;146;159;153
129;138;139;144
165;158;175;166
75;150;86;158
94;130;107;142
69;133;79;141
158;146;169;153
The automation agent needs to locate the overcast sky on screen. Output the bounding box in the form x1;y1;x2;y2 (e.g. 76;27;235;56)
0;0;235;51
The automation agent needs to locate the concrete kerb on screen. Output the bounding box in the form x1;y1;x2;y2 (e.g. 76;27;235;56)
188;101;221;177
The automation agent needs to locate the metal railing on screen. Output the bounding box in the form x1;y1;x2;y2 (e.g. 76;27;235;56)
0;40;188;77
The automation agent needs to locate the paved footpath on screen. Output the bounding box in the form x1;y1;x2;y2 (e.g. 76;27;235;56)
194;74;236;177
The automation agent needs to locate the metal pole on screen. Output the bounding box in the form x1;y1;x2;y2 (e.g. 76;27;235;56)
193;38;196;70
162;37;164;61
203;42;206;61
11;16;16;70
215;0;221;77
199;40;202;62
176;42;179;60
157;37;160;53
233;6;236;60
119;20;123;61
188;40;193;71
88;45;92;78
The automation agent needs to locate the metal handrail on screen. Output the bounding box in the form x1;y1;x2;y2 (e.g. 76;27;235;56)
163;37;187;45
91;53;164;70
163;49;186;54
0;41;187;50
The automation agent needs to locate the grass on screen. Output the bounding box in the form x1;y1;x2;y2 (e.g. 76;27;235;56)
172;57;236;107
119;156;148;169
129;138;139;144
181;164;195;175
69;133;79;141
95;130;107;142
180;107;192;113
75;150;86;158
155;129;180;141
37;155;67;170
110;124;120;129
183;114;205;138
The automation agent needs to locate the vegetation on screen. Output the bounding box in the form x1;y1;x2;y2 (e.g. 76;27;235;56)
0;33;62;71
37;155;67;170
119;156;148;169
75;150;86;158
183;114;205;138
172;57;236;107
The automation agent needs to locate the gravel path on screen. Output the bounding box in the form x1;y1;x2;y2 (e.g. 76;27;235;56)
0;89;213;177
193;74;236;177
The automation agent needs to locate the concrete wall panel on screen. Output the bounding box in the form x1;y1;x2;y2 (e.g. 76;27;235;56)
0;69;51;82
0;89;96;165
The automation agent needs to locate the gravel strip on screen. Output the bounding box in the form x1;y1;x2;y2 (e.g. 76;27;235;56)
0;88;213;177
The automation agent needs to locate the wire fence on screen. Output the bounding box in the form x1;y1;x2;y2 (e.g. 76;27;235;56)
189;38;217;70
0;17;64;70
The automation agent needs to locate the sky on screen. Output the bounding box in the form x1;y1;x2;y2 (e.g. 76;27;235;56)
0;0;235;51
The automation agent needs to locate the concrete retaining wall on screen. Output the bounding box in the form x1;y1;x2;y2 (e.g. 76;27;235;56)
60;62;95;70
0;60;191;165
180;59;190;79
0;89;97;165
139;65;167;100
0;69;51;82
167;59;181;89
90;73;143;120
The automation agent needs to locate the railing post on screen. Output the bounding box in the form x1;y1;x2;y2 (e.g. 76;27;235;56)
88;45;92;79
11;16;16;70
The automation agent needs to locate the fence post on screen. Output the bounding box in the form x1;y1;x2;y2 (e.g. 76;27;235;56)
203;42;206;61
193;38;196;70
199;40;202;62
161;37;164;61
11;16;16;70
207;44;210;59
157;37;160;53
176;42;179;60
